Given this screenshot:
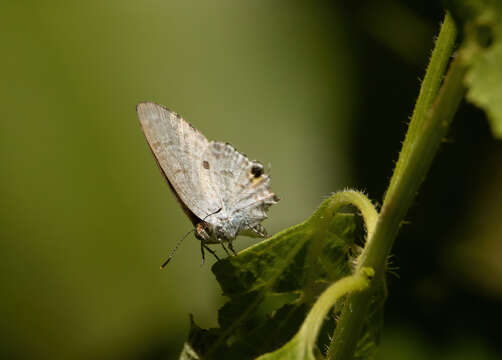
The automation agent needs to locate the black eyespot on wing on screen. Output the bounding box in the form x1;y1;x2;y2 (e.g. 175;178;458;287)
202;160;210;169
251;164;263;178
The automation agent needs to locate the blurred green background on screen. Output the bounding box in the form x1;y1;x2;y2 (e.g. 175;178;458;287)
1;1;501;359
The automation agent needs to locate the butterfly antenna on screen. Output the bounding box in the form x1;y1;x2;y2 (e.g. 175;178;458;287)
202;207;222;221
160;229;194;269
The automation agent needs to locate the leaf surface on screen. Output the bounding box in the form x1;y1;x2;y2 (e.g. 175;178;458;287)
451;0;502;138
179;192;382;359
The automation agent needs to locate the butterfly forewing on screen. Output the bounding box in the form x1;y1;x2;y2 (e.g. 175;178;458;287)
137;102;222;220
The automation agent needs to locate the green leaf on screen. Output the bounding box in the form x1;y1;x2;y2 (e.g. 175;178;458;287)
256;268;375;360
178;191;381;360
450;0;502;138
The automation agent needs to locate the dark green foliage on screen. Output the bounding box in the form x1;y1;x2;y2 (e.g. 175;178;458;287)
450;0;502;137
179;213;364;359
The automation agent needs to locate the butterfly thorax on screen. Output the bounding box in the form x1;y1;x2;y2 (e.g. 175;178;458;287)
194;211;243;244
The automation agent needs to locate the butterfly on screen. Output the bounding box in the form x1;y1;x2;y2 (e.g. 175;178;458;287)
137;102;279;266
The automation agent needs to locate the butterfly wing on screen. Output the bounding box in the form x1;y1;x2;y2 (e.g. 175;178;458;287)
137;102;222;221
204;142;279;237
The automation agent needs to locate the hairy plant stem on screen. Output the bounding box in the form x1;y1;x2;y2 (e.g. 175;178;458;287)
327;12;467;360
301;269;374;357
303;190;378;304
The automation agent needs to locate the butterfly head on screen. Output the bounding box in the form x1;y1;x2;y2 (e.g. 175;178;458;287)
195;222;213;242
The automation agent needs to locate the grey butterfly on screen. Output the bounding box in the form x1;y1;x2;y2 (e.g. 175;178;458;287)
137;102;279;266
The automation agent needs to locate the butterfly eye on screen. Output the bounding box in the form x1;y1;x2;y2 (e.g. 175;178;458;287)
202;160;210;169
251;164;263;178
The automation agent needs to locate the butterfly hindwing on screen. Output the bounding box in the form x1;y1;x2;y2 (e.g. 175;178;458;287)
205;142;278;237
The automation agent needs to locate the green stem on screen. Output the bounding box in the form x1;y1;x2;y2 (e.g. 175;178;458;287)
303;190;378;304
309;189;378;237
328;12;466;360
402;10;458;158
302;268;374;357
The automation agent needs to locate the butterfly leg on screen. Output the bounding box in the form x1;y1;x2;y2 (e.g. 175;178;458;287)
217;238;231;257
252;224;267;237
228;241;237;256
200;241;206;266
201;242;220;264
